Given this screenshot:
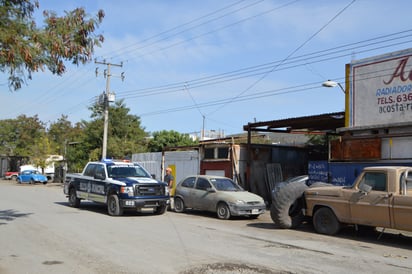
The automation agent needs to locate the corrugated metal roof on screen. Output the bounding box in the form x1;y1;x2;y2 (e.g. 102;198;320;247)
243;112;345;132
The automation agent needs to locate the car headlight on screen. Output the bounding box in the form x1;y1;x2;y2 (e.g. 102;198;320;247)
234;200;246;205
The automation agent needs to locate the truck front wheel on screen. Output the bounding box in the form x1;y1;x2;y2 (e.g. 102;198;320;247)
154;204;167;215
313;207;341;235
107;194;124;216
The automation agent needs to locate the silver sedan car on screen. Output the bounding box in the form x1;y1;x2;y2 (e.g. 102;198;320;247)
174;175;266;219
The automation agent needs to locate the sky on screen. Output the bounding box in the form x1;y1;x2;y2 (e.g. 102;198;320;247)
1;0;412;137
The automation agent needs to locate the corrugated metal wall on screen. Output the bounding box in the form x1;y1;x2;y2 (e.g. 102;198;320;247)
164;151;199;183
132;150;200;183
132;152;162;180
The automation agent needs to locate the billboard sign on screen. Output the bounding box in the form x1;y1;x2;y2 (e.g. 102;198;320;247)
349;48;412;127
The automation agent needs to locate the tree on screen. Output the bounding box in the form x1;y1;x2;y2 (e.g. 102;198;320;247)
0;118;19;155
81;99;148;161
148;130;198;152
48;115;80;155
10;114;46;156
0;0;104;90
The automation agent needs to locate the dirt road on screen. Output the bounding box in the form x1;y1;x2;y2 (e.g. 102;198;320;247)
1;179;411;273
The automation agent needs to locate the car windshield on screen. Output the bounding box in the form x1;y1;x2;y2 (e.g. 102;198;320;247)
210;178;243;191
108;165;150;178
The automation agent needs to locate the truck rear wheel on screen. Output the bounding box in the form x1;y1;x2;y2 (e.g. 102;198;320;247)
313;207;341;235
68;187;81;208
107;194;123;216
270;180;308;228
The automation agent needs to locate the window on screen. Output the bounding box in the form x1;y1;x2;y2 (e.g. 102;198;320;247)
217;147;229;158
196;178;211;190
84;164;97;177
211;178;242;191
204;146;229;160
359;172;387;191
204;148;215;159
181;177;195;188
95;165;105;178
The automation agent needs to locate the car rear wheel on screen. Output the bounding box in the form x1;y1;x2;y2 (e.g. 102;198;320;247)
174;197;185;213
107;194;123;216
30;179;35;184
313;207;341;235
216;202;231;220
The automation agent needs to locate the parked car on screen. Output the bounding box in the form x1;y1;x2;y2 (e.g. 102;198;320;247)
5;171;19;180
174;175;266;219
17;170;48;184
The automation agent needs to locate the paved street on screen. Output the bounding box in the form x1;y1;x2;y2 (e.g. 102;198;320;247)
1;179;412;274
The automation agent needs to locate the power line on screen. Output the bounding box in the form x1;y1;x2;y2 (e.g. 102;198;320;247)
115;29;412;99
206;0;357;116
100;0;263;60
131;0;301;60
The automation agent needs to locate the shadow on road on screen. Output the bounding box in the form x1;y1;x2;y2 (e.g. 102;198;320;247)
54;201;163;217
0;209;33;225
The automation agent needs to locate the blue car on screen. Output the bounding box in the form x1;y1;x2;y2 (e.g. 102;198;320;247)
17;170;48;184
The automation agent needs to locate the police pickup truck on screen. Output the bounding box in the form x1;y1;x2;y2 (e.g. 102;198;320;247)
64;159;169;216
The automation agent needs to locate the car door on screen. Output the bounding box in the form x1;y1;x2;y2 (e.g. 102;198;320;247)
349;171;392;227
20;170;31;182
178;176;196;208
192;177;215;211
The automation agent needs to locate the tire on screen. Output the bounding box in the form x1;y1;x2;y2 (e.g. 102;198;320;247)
270;180;309;228
313;207;341;235
174;197;185;213
68;187;81;208
11;175;17;181
216;202;231;220
154;204;167;215
30;179;35;184
107;194;123;216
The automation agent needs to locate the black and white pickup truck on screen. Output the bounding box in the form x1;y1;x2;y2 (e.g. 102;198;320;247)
63;159;169;216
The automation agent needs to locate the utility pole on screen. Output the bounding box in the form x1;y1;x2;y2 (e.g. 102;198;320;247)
95;60;124;160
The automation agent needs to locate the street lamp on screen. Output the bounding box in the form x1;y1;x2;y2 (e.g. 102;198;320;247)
322;80;345;93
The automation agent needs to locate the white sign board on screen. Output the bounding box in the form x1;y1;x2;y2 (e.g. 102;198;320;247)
349;48;412;127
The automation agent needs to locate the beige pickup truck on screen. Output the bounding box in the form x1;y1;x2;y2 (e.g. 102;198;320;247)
271;166;412;235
